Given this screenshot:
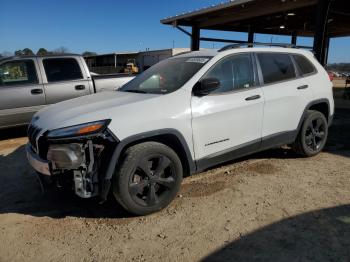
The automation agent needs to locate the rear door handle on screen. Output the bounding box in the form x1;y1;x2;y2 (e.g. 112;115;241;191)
297;85;309;90
245;95;261;101
31;89;43;95
75;85;85;90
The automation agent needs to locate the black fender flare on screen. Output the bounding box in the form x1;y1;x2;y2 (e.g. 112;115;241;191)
104;128;196;181
296;98;332;136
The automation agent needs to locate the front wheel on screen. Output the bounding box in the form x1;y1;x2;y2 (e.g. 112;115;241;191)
113;142;183;215
292;110;328;157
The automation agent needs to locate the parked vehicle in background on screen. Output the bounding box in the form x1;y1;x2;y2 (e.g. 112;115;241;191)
124;59;139;74
329;71;341;77
26;45;334;215
342;72;350;78
0;54;134;129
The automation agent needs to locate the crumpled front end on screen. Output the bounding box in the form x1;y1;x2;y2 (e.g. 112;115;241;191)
26;122;118;200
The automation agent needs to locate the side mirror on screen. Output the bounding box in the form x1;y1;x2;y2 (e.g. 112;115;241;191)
193;77;220;96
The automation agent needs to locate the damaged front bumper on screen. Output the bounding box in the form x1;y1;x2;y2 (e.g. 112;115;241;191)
26;144;51;176
26;128;118;200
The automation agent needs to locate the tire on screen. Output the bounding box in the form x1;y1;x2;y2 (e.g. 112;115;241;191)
292;110;328;157
113;142;183;215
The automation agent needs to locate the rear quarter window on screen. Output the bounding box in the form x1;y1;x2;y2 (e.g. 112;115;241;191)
257;53;296;84
43;58;83;82
292;54;316;76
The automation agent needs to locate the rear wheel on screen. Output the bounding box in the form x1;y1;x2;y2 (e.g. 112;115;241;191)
292;110;328;157
113;142;183;215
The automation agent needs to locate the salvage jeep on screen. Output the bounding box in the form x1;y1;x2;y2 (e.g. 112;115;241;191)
27;44;334;215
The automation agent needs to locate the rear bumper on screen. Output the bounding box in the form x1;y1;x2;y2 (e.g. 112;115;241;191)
26;144;51;176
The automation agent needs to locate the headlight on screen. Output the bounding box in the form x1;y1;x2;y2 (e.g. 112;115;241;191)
47;119;111;139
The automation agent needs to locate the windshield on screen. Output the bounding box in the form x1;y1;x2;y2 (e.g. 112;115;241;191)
119;56;212;94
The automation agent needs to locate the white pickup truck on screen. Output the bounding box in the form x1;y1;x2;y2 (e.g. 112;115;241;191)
0;54;134;129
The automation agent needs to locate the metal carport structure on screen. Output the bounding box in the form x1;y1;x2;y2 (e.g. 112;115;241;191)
161;0;350;65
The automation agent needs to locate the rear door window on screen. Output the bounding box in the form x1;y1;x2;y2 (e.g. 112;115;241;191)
43;58;83;82
257;53;296;84
0;60;38;86
292;54;316;76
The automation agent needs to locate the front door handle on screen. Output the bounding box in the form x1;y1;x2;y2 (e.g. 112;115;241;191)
31;89;43;95
297;85;309;90
245;95;261;101
75;85;85;90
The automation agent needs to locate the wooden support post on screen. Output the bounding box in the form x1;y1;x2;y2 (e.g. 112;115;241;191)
291;32;297;46
322;37;330;65
248;30;254;46
313;0;331;65
191;26;200;51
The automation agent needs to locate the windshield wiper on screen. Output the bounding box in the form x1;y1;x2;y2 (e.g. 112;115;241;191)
123;90;147;94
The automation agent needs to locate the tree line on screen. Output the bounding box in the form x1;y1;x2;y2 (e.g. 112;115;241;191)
0;47;97;57
327;63;350;73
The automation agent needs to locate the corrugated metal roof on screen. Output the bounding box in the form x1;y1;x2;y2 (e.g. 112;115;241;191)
161;0;254;24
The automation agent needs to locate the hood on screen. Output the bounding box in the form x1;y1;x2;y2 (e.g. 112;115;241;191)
32;91;158;131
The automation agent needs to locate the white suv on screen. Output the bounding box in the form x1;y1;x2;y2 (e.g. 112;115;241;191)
26;45;334;215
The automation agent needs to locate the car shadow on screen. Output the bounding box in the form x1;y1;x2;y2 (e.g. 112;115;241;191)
0;125;28;140
0;145;132;219
324;108;350;158
202;204;350;262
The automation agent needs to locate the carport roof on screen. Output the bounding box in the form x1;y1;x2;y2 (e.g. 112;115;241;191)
161;0;350;38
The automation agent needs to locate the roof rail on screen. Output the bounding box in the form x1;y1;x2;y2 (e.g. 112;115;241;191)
0;53;82;61
218;43;312;52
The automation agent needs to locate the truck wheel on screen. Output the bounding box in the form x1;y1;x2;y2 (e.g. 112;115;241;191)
113;142;183;215
292;110;328;157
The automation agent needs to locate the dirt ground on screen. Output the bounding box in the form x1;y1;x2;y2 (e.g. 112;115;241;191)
0;108;350;262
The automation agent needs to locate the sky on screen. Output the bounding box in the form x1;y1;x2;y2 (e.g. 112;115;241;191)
1;0;349;63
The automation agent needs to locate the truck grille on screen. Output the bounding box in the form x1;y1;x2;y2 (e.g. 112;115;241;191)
27;124;42;151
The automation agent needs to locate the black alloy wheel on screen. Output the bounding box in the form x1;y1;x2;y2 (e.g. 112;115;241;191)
304;117;327;152
293;110;328;157
128;154;176;207
113;142;183;215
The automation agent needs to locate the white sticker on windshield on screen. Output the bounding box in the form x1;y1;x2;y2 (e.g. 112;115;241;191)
186;58;209;64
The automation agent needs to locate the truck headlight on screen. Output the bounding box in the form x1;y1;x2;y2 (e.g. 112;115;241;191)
47;120;111;139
